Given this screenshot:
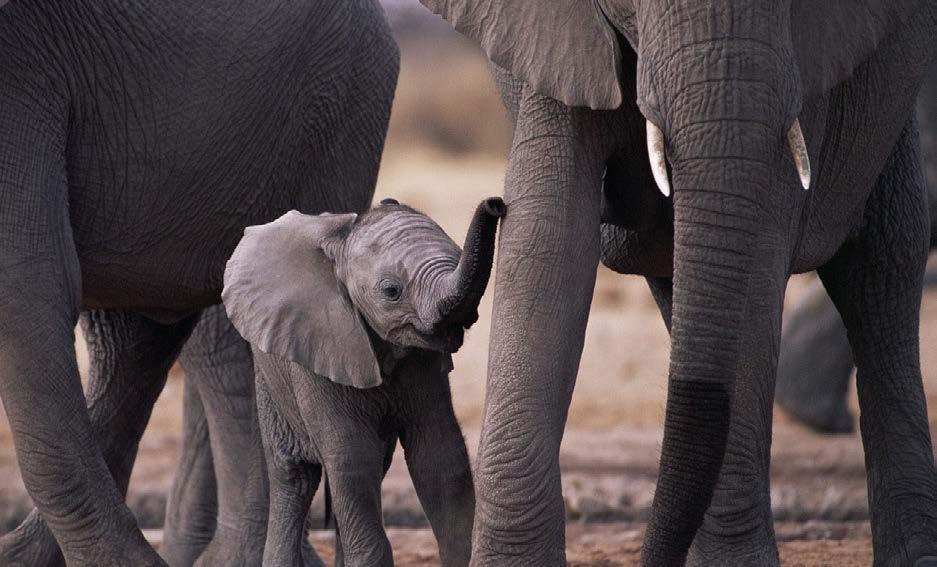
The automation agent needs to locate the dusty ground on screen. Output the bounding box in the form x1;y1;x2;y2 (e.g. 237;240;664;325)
304;522;876;566
136;522;872;566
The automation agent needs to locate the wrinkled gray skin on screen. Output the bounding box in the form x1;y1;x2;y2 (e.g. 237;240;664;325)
421;0;937;565
775;63;937;433
0;1;398;565
223;199;504;566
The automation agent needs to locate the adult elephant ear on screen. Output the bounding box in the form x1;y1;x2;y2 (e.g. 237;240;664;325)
791;0;921;101
419;0;623;110
223;211;382;389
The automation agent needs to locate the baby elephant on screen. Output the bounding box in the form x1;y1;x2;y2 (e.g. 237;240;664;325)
222;197;506;566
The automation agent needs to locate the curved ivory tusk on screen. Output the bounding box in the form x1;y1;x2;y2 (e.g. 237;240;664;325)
787;119;811;190
646;119;671;197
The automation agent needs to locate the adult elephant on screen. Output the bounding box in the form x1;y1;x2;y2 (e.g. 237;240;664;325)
421;1;937;565
775;61;937;433
0;1;398;565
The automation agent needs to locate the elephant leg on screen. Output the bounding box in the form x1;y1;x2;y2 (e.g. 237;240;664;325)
0;97;163;565
324;443;391;567
774;278;856;433
255;375;325;567
818;120;937;566
1;310;197;566
178;305;269;567
401;411;474;566
82;310;200;491
0;510;62;567
645;276;673;333
159;379;218;566
264;459;322;567
330;433;396;567
472;77;616;566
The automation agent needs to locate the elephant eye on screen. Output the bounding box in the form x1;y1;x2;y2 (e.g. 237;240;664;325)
380;280;402;302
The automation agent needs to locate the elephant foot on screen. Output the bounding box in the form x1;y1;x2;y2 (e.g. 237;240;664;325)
0;509;65;567
685;529;780;567
471;538;565;567
158;527;213;567
775;385;855;434
191;525;264;567
686;547;780;567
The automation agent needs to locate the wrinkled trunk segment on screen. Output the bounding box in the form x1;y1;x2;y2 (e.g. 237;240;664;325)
434;197;506;330
641;39;798;561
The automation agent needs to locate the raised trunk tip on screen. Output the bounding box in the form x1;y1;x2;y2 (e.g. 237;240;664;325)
434;197;506;330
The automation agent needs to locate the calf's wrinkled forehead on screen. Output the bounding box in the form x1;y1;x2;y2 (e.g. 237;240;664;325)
348;204;461;257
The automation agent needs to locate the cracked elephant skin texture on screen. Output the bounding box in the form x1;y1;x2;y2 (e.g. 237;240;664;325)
0;1;399;566
419;0;937;565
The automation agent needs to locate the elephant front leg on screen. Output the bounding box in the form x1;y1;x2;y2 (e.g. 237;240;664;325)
399;360;474;566
1;310;198;567
255;375;325;567
472;85;610;566
322;439;392;567
178;306;269;567
819;120;937;566
0;97;162;565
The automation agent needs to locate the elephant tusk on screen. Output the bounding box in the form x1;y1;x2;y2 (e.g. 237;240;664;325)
787;118;811;190
646;119;671;197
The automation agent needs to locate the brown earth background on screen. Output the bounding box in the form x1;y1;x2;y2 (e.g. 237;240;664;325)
3;2;937;565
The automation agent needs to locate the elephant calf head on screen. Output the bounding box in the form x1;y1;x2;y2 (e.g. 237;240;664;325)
222;196;506;387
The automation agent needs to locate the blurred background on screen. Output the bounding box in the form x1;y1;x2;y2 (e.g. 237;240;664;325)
2;1;936;563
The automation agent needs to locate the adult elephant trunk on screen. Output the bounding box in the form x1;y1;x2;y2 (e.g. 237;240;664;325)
434;197;507;330
638;23;803;564
644;151;787;565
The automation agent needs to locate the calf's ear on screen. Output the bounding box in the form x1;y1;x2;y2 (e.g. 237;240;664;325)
223;211;382;389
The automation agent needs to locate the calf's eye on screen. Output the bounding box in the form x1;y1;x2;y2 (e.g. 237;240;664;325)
381;283;402;302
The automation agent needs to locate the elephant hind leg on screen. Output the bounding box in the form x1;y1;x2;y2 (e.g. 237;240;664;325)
179;305;269;567
818;119;937;565
645;276;674;333
1;310;198;567
774;278;856;434
81;310;201;493
0;510;64;567
159;378;218;567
